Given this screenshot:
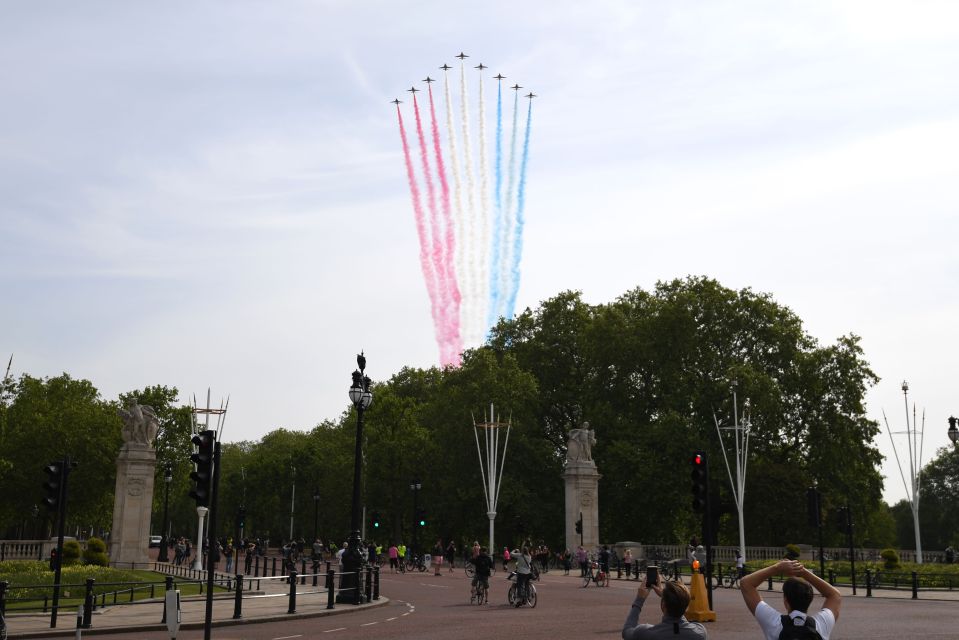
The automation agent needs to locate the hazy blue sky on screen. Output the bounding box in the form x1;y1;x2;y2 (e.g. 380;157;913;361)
2;1;957;505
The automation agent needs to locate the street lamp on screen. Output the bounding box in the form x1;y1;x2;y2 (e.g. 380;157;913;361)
948;416;958;445
410;478;422;558
337;352;373;604
158;463;173;562
31;504;39;540
313;490;321;542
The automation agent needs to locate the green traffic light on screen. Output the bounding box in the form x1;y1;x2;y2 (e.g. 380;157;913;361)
419;520;426;527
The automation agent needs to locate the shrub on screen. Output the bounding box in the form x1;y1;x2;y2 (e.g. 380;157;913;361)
784;544;801;560
62;540;82;565
83;537;109;566
880;548;901;570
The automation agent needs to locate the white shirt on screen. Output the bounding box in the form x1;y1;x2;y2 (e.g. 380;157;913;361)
754;601;835;640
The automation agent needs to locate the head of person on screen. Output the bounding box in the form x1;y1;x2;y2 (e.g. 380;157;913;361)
782;577;814;613
480;546;488;555
660;581;691;618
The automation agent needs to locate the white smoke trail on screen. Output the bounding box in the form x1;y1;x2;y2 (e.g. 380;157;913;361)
500;88;521;322
476;67;491;340
459;61;479;347
442;67;466;349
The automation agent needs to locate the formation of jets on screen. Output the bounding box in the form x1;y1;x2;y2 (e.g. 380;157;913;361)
392;54;537;104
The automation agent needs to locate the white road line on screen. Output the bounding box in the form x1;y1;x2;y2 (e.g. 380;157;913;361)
272;636;303;640
386;617;398;621
402;612;410;616
322;628;346;633
361;622;379;626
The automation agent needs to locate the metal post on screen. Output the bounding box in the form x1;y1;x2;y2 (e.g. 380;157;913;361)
365;564;372;602
161;576;173;624
158;463;172;563
233;573;243;619
288;570;297;613
202;442;222;640
846;505;857;595
338;355;371;605
912;571;918;599
865;569;873;597
326;569;335;609
82;578;94;628
373;565;380;600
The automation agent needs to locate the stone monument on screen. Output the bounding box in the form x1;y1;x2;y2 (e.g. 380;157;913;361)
109;402;160;566
563;422;601;552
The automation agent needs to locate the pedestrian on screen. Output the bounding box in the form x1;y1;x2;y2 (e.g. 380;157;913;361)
397;542;406;572
388;543;399;573
563;548;572;575
502;546;510;571
433;539;444;576
446;540;456;572
513;546;533;607
623;548;633;580
621;573;707;639
735;550;745;579
224;541;234;573
740;559;841;640
244;542;254;574
576;545;588;577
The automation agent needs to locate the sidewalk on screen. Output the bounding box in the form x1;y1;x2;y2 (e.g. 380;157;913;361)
5;572;388;638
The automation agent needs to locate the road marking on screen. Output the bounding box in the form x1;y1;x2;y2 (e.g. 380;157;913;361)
272;636;303;640
402;612;410;616
361;621;378;626
322;628;346;633
386;617;397;621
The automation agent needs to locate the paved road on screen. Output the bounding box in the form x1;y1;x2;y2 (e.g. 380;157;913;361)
89;568;959;639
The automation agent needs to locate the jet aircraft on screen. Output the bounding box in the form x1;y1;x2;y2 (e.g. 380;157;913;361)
456;52;468;59
525;92;536;99
423;76;435;84
511;84;522;91
391;98;402;105
475;63;487;70
494;73;505;80
407;86;420;93
440;64;451;71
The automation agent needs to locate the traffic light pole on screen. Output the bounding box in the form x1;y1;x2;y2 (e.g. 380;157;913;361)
844;506;856;595
203;442;221;640
48;456;72;629
703;460;713;611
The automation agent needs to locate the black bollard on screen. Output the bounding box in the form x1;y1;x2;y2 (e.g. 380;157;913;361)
233;573;243;619
288;570;297;614
912;571;918;600
365;565;373;603
313;560;319;587
828;569;835;585
326;569;336;609
0;580;8;620
865;569;872;597
272;557;277;577
301;558;307;585
82;578;94;628
373;565;380;600
767;575;773;591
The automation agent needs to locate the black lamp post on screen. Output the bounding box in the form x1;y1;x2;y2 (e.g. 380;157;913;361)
313;490;321;542
337;352;372;604
948;416;958;446
158;462;173;562
31;504;39;540
410;478;422;558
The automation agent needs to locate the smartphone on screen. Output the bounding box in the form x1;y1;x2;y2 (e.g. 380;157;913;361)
646;565;659;588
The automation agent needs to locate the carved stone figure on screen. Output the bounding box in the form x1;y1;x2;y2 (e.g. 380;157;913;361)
566;423;596;463
118;402;160;446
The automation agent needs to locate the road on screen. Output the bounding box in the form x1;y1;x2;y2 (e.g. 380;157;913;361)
97;567;959;639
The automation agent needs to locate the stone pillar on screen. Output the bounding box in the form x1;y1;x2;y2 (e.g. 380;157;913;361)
564;461;601;553
563;423;601;553
109;443;156;566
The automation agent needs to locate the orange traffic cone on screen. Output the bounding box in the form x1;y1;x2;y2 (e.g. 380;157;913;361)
685;560;716;622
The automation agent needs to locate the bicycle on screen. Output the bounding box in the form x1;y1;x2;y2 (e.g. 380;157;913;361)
404;554;427;573
470;578;489;605
506;571;537;608
582;561;609;587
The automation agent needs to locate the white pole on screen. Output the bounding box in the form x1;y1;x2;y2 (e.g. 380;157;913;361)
290;465;296;541
193;507;208;570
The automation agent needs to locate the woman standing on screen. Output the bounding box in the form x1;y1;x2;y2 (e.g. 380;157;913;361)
445;540;456;572
623;548;634;580
432;539;444;576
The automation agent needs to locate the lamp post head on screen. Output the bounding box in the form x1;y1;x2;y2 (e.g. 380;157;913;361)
164;462;173;483
949;416;958;444
349;370;363;405
901;380;909;393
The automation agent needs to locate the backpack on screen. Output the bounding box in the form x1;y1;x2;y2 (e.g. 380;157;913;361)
779;614;822;640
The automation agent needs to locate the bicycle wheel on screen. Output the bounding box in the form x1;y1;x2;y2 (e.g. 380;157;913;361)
465;563;476;578
583;572;592;587
417;562;426;572
722;574;734;588
602;572;610;587
507;583;517;606
477;584;487;605
526;584;537;608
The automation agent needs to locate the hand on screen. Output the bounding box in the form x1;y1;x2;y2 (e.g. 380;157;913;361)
776;560;803;576
637;577;651;599
651;573;665;597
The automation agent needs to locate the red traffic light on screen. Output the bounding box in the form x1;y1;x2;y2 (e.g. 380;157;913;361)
692;454;704;465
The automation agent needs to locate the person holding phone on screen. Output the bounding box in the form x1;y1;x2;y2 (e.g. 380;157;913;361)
622;572;708;639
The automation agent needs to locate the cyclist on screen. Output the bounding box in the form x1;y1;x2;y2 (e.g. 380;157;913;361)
599;545;611;578
513;546;533;607
469;546;494;603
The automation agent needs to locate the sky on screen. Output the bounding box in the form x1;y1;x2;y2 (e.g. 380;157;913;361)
2;1;957;506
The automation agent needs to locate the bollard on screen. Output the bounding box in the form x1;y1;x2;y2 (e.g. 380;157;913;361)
254;556;260;577
287;571;297;613
1;580;8;619
161;576;174;624
313;561;319;587
365;565;373;603
865;569;872;597
82;578;94;628
326;560;332;574
272;557;277;577
301;558;307;585
828;569;835;585
233;573;243;619
617;563;622;579
767;575;773;591
75;606;83;640
327;569;336;610
373;565;380;600
912;572;918;600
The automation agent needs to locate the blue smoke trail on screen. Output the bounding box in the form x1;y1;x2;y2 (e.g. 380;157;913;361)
504;99;532;319
487;81;504;329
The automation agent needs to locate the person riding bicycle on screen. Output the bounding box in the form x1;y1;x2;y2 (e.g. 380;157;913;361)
599;545;611;576
469;546;494;602
513;546;533;607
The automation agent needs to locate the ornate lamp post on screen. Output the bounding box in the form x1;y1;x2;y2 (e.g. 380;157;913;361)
410;478;422;558
158;463;173;562
337;352;372;604
948;416;957;445
313;490;321;542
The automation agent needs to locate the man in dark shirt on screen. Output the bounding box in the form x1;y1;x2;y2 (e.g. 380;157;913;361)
469;546;494;604
622;574;708;639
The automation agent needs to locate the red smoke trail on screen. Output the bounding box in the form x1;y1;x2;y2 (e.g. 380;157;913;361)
428;85;462;365
413;94;453;364
397;105;442;348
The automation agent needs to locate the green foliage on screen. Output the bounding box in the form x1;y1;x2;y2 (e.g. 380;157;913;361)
62;540;81;565
83;537;108;565
881;547;901;569
785;544;801;559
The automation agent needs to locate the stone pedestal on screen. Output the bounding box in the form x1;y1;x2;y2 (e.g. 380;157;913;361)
108;444;156;566
564;461;601;552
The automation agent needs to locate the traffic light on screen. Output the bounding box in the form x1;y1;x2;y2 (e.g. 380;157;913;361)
575;517;583;534
416;508;427;527
43;461;64;510
835;506;849;533
691;452;708;512
189;430;215;507
807;487;821;528
371;511;381;530
237;506;246;530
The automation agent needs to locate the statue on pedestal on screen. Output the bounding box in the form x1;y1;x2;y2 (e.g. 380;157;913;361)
566;422;596;464
118;402;160;446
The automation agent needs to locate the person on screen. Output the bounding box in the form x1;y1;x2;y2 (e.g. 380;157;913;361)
446;540;456;572
622;572;707;639
735;550;745;579
501;546;510;571
432;539;444;576
740;559;841;640
397;542;407;572
562;548;572;575
388;543;399;573
599;545;611;577
244;542;255;574
312;538;324;561
576;545;589;577
623;548;634;580
513;546;533;607
468;546;494;604
946;546;955;564
224;540;234;573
